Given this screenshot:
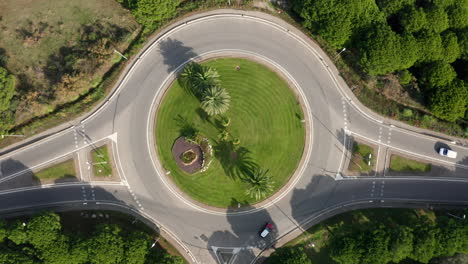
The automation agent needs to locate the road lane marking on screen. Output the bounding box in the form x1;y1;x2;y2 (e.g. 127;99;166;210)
0;134;115;184
350;130;468;170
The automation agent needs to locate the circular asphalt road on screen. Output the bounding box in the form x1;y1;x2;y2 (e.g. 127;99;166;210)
1;10;468;264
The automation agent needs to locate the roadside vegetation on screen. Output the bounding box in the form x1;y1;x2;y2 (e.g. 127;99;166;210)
291;0;468;137
91;145;113;177
389;154;432;173
348;142;375;174
0;0;254;147
0;0;140;134
34;159;77;182
266;208;468;264
156;58;304;207
0;211;185;264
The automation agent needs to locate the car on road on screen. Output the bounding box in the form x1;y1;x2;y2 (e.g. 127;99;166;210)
439;148;457;159
260;223;274;238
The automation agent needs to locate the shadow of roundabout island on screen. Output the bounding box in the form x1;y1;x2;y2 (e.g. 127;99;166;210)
206;199;279;264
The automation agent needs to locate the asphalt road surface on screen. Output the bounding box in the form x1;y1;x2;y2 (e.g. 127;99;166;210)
0;11;467;264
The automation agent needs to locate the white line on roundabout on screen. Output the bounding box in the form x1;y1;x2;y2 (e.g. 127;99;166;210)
146;49;314;216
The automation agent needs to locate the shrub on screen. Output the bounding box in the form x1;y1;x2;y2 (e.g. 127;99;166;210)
398;70;412;85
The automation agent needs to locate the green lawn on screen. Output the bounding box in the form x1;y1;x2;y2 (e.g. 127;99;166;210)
348;142;374;173
34;159;76;181
389;155;431;173
91;145;113;177
155;58;305;207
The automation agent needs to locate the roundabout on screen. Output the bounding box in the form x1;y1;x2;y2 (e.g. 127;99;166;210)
1;9;467;264
155;58;306;207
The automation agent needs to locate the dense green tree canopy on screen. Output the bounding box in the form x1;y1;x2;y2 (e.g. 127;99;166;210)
0;212;181;264
390;225;414;263
117;0;181;29
268;246;312;264
419;61;457;88
425;6;449;33
457;28;468;60
0;67;15;113
447;0;468;29
430;79;468;122
375;0;416;16
87;224;124;264
358;23;419;75
292;0;382;48
440;31;460;63
399;7;427;33
330;236;363;264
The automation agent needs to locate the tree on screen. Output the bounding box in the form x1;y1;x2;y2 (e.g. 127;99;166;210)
200;86;230;116
27;211;62;249
180;62;220;97
358;23;417;75
0;219;7;242
360;226;391;264
245;168;274;200
416;30;443;62
419;61;457;89
0;245;35;264
435;217;468;257
375;0;416;16
410;218;439;263
293;0;382;48
398;69;412;85
7;220;28;245
447;0;468;29
86;224;124;264
268;246;312;264
425;6;449;33
123;231;150;264
440;31;460;63
399;6;427;33
430;79;468;122
330;235;363;264
0;66;15;112
390;225;414;263
457;28;468;60
131;0;181;29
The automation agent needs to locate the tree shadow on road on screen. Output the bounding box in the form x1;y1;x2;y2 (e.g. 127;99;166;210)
205;199;278;264
158;38;198;74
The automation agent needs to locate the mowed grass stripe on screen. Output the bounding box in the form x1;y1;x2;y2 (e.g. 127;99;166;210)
155;58;305;207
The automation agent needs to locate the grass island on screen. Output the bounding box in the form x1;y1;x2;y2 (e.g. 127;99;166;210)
155;58;305;207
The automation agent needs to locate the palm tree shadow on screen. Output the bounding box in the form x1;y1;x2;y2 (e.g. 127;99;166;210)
213;140;258;180
158;38;198;74
174;115;198;138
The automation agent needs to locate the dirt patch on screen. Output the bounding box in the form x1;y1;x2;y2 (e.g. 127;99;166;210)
172;137;203;174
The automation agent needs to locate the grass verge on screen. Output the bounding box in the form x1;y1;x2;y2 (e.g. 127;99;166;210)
91;145;113;177
348;142;374;174
155;58;305;207
389;155;432;173
34;159;76;181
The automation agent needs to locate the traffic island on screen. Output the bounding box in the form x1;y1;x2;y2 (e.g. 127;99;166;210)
89;144;119;182
155;57;306;208
346;140;377;176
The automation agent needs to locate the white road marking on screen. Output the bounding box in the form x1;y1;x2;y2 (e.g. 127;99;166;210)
350;130;468;169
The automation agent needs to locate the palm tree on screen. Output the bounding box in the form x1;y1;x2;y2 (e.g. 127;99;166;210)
193;66;220;96
245;168;274;200
200;86;230;116
180;62;220;97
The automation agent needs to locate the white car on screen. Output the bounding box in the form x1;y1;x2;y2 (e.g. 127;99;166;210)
260;223;274;238
439;148;457;159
